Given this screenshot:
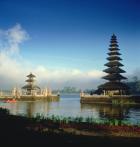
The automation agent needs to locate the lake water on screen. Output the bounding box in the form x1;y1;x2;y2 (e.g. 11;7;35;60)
0;94;140;124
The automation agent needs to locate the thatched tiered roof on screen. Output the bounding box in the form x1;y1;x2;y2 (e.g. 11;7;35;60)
22;73;40;92
99;34;129;93
103;73;127;81
107;56;122;61
25;79;35;82
104;61;123;67
27;73;36;78
99;82;129;90
103;67;125;73
107;52;121;56
22;85;40;90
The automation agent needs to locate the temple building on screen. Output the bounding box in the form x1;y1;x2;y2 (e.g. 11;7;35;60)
22;73;41;95
81;35;140;104
99;34;129;96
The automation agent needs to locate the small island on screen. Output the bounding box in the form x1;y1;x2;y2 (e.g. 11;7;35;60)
0;73;60;101
81;34;140;104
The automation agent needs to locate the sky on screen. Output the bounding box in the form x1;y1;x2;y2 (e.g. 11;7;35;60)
0;0;140;90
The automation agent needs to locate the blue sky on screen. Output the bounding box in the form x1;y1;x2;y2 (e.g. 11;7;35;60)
0;0;140;89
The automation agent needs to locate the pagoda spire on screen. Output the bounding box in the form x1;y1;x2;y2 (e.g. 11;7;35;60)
102;34;127;82
99;34;129;95
22;73;40;95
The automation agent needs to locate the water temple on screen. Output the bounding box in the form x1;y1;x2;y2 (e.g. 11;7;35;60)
81;34;140;104
1;73;59;101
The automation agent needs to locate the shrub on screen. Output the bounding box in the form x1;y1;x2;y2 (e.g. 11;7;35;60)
0;108;9;116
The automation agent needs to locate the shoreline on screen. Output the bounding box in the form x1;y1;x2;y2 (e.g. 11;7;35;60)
0;108;140;145
1;108;140;138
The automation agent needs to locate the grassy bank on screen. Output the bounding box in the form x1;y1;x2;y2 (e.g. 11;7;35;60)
0;108;140;146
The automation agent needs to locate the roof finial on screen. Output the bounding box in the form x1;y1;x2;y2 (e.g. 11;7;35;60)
112;33;116;36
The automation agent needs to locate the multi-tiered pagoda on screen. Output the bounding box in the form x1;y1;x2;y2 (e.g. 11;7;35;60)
99;34;129;95
22;73;40;95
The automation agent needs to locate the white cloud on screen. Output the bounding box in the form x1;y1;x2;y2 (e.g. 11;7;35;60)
0;23;29;55
7;24;28;44
29;68;105;89
0;24;105;90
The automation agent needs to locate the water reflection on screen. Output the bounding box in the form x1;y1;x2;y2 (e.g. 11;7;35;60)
81;103;140;122
26;102;34;117
81;104;128;119
16;100;58;117
1;95;140;124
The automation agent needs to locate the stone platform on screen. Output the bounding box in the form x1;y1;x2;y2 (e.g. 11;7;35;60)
80;95;140;105
0;95;60;101
19;95;60;101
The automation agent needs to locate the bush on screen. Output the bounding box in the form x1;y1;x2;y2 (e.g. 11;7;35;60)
0;108;9;116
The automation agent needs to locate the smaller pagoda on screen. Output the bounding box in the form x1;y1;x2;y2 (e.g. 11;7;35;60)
99;34;129;95
22;73;40;95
